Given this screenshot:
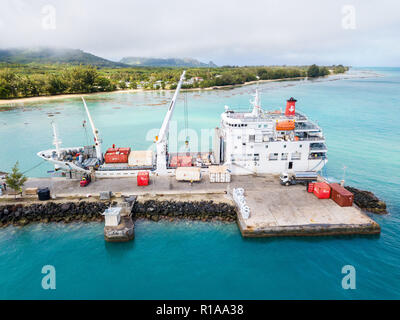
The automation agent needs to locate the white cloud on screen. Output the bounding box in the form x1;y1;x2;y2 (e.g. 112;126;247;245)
0;0;399;66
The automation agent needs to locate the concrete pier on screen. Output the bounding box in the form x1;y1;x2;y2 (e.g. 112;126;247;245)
2;174;382;238
232;175;380;237
104;216;134;242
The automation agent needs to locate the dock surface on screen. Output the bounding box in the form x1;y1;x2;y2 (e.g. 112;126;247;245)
231;175;380;237
17;174;381;237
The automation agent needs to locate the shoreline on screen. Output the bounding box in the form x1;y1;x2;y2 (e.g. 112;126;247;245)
0;75;316;107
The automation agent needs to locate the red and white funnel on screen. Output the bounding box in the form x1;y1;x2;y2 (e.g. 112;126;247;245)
285;97;297;116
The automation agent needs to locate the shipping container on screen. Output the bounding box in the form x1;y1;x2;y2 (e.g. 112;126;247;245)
313;182;331;199
170;156;193;167
137;171;149;186
128;150;153;167
175;167;201;182
330;183;354;207
208;165;231;183
104;152;128;164
106;148;118;153
119;147;131;155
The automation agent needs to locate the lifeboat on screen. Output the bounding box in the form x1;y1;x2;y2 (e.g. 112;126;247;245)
276;120;295;131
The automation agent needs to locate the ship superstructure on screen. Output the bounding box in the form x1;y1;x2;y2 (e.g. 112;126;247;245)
213;90;327;174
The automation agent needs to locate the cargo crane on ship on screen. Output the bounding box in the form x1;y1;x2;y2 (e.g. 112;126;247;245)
37;70;328;179
37;71;188;178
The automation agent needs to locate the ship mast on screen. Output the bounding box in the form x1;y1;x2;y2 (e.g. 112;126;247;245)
251;89;262;117
81;97;103;162
155;71;186;174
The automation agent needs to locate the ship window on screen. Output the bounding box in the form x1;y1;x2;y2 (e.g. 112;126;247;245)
237;136;241;139
258;125;262;128
284;145;286;148
281;153;288;160
265;145;268;148
300;144;302;148
291;152;301;160
249;135;255;142
269;153;279;160
264;124;267;128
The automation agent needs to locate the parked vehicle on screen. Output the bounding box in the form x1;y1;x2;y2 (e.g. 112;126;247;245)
80;175;91;187
280;171;318;186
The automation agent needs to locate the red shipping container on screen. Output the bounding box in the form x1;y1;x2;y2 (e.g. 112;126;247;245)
107;148;118;153
330;183;354;207
307;182;315;193
104;152;128;163
119;147;131;155
313;182;331;199
137;171;149;186
170;156;192;167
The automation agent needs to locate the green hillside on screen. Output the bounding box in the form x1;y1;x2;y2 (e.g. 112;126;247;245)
0;48;128;68
120;57;217;68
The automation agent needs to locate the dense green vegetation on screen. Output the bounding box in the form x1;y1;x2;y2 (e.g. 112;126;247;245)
0;63;349;99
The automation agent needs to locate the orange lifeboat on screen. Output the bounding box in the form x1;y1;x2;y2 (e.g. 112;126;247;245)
276;120;295;131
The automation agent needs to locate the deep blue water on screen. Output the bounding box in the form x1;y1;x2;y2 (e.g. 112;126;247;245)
0;68;399;299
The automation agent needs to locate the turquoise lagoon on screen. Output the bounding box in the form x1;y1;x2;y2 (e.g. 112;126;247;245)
0;68;399;299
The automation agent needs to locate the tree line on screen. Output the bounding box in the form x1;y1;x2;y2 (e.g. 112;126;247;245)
0;64;349;99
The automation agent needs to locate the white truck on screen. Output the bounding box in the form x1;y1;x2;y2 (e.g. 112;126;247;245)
280;171;318;186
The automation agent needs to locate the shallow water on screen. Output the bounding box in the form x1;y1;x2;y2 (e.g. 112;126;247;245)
0;68;399;299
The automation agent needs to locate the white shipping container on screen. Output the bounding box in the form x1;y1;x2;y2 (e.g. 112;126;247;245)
175;167;201;182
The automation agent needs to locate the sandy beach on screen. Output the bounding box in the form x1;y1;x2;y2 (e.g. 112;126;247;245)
0;76;311;107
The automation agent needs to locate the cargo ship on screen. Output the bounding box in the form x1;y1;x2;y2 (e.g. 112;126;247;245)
37;71;327;178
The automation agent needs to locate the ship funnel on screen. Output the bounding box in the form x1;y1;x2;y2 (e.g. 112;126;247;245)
285;97;297;116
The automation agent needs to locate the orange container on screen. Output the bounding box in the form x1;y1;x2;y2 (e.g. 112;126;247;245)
137;171;149;186
276;120;295;131
313;182;331;199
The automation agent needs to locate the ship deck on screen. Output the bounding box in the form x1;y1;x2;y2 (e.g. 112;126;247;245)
14;174;381;238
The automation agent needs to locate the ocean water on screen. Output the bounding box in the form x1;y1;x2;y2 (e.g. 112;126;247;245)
0;68;399;299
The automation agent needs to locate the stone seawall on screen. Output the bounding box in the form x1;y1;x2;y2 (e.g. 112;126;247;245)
0;200;237;228
133;200;237;222
345;186;388;214
0;202;109;227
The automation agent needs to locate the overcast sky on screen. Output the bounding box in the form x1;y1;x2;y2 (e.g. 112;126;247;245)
0;0;399;66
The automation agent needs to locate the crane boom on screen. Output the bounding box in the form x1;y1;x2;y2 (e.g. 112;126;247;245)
157;71;186;142
156;71;186;174
82;97;103;162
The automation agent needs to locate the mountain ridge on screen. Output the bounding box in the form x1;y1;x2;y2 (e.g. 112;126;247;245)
120;56;217;68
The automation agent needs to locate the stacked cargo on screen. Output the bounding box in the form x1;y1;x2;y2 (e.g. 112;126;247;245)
175;167;201;182
330;183;354;207
307;182;315;193
209;165;231;183
313;182;331;199
170;155;193;167
128;150;153;167
104;146;131;164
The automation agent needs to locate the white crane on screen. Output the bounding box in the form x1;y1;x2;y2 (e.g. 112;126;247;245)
155;71;186;174
81;97;103;162
51;121;62;158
